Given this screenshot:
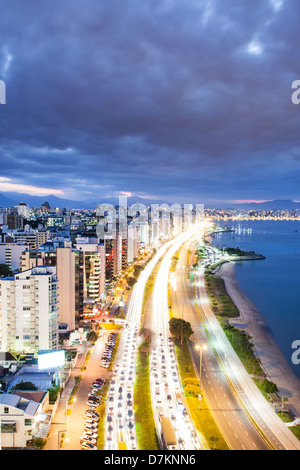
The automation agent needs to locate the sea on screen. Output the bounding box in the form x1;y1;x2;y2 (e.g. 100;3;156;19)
211;219;300;380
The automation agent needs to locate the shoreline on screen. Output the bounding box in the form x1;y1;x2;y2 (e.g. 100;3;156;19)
215;260;300;418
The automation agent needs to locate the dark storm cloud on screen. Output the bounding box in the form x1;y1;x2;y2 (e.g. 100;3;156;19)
0;0;300;203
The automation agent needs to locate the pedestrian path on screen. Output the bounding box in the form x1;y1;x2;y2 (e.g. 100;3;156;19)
43;346;88;450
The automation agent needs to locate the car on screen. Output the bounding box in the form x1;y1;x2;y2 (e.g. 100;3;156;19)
88;394;98;400
128;420;134;429
81;432;98;440
87;397;99;404
80;436;97;445
84;424;98;432
86;400;99;408
85;411;99;418
127;409;133;417
92;383;102;389
85;417;99;424
81;442;97;450
87;404;98;410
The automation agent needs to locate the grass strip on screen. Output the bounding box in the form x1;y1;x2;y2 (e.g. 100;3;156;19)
134;340;159;450
174;340;229;450
96;380;111;450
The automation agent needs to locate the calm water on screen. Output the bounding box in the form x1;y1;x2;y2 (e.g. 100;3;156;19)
211;219;300;380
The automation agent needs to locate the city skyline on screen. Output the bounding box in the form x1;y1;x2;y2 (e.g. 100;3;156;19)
1;1;300;204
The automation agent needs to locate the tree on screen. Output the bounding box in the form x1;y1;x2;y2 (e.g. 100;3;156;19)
133;265;144;278
169;318;194;344
12;381;38;391
86;330;98;344
127;276;137;288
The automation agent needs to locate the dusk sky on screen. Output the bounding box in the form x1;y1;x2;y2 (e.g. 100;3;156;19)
1;0;300;206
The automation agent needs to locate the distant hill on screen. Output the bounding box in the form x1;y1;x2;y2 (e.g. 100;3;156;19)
0;192;20;208
0;192;90;209
1;192;299;211
0;192;172;210
228;200;300;210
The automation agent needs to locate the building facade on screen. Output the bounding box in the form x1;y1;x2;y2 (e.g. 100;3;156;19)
0;266;59;354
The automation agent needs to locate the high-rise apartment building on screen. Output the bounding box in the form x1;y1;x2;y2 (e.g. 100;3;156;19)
0;266;59;354
75;238;106;302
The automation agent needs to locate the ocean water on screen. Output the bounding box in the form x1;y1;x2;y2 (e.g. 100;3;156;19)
211;219;300;380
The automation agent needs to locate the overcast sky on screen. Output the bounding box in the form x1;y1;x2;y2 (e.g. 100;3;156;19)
0;0;300;205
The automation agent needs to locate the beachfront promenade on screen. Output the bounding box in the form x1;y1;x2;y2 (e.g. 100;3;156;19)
176;239;300;450
218;261;300;418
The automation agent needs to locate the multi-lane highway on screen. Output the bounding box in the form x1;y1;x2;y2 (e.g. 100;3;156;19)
171;234;300;450
150;225;205;450
103;232;186;450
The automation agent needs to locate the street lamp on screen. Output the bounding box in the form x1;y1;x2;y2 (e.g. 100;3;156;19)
196;344;207;410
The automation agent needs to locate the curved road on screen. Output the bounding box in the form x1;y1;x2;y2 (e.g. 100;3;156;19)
172;235;300;450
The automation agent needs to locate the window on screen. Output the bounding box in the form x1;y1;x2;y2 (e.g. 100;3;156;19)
25;419;32;426
4;407;9;414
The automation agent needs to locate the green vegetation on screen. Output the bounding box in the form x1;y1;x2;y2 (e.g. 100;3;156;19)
143;273;155;309
47;385;61;403
33;438;47;449
142;257;163;310
127;276;137;288
11;381;38;391
96;379;111;449
205;271;239;319
133;264;144;278
134;340;159;450
276;412;300;441
223;324;265;378
86;330;98;344
174;340;229;450
204;265;280;402
170;251;179;272
169;317;193;343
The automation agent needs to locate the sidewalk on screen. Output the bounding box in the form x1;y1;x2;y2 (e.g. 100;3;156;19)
43;345;88;450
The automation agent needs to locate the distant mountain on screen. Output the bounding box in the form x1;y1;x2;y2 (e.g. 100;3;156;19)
225;200;300;210
1;192;299;211
0;192;90;209
0;192;20;208
0;192;172;210
86;195;172;208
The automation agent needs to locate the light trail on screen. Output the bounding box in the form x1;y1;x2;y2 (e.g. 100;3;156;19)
150;223;206;450
104;234;185;450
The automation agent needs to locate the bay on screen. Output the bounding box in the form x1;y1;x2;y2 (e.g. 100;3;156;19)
211;219;300;380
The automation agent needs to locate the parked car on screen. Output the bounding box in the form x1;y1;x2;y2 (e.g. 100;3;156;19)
81;442;97;450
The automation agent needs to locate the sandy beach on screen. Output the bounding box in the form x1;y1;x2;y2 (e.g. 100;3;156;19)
215;261;300;418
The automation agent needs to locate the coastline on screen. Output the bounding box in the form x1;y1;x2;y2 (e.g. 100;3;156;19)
215;261;300;418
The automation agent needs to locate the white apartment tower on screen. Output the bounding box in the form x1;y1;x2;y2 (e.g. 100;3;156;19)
0;266;59;354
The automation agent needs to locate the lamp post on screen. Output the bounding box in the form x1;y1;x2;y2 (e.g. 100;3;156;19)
196;344;207;410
